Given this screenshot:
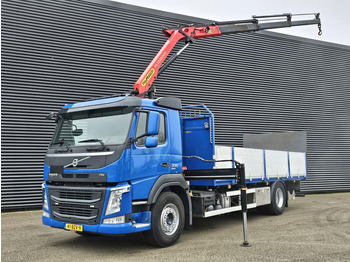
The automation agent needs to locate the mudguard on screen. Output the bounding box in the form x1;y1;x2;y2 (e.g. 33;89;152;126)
147;173;192;225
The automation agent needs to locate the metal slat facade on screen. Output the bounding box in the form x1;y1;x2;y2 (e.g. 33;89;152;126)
2;0;350;209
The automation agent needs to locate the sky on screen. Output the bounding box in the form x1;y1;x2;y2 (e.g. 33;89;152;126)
115;0;350;47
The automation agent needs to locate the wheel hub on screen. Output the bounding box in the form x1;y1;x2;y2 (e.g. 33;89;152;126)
276;187;284;208
160;203;179;236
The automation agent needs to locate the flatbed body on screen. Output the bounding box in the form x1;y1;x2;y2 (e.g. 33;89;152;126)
182;105;306;187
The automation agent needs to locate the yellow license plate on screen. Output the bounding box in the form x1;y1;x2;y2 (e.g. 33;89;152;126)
65;223;83;232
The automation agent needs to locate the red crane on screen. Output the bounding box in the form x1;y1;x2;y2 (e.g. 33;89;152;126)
132;13;322;98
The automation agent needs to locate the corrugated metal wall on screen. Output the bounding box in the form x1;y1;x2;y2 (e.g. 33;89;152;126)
2;0;350;209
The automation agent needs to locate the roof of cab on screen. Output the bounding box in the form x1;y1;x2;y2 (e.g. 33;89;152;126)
59;96;181;114
60;96;142;113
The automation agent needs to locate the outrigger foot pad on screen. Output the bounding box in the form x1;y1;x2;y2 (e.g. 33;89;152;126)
240;241;252;247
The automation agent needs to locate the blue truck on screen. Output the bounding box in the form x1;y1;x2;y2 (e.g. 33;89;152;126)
42;14;321;246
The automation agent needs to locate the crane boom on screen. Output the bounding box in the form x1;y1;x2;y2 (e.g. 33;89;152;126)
132;13;321;98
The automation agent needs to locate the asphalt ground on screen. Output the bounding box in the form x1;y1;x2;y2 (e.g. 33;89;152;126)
2;193;350;262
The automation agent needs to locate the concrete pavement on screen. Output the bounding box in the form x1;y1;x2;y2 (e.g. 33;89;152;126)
2;193;350;262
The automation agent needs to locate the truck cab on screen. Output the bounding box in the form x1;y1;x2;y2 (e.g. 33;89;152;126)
42;96;190;245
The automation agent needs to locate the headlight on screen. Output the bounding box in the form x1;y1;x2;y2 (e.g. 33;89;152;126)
105;186;130;216
105;191;122;215
42;183;48;211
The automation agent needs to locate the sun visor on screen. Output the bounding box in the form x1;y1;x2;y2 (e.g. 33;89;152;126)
59;96;142;114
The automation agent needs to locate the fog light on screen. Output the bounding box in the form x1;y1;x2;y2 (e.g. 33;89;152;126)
103;216;125;224
43;211;50;218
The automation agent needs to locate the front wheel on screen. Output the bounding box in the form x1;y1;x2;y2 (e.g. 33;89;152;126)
144;192;185;247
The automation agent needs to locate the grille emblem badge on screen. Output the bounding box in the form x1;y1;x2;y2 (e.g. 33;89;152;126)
64;156;90;168
72;159;78;167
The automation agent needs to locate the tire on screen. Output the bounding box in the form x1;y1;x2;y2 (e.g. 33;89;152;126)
265;181;287;215
144;192;185;247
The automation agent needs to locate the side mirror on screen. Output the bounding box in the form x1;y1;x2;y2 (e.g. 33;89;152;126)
147;111;159;136
45;112;56;120
72;129;83;136
45;112;61;123
145;137;158;148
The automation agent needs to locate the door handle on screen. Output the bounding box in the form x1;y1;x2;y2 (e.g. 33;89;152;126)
162;162;170;168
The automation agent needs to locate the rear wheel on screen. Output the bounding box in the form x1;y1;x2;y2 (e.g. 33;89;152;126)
144;192;185;247
265;181;287;215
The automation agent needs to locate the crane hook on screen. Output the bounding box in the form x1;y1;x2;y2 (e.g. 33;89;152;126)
318;23;322;36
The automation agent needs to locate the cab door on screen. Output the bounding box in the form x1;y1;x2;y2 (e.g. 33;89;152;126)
130;110;170;200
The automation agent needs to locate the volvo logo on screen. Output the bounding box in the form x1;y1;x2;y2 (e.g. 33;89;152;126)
64;156;90;168
72;158;79;167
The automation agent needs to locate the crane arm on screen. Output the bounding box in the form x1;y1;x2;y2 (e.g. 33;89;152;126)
132;13;321;98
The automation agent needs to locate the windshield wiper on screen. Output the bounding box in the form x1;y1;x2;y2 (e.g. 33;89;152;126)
79;139;106;151
51;139;72;153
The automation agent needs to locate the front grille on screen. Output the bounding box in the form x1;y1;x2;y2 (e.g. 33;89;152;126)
59;191;94;200
58;206;94;217
48;186;106;225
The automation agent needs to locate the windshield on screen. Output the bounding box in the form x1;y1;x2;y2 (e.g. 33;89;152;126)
51;106;133;147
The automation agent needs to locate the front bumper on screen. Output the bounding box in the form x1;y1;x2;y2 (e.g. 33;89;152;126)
42;182;151;234
42;211;151;234
44;182;132;225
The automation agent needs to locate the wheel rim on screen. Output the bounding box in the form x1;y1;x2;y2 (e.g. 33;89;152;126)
160;203;179;236
275;187;284;208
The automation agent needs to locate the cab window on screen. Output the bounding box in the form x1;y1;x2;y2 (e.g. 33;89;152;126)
135;112;166;147
157;113;166;144
135;112;147;146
